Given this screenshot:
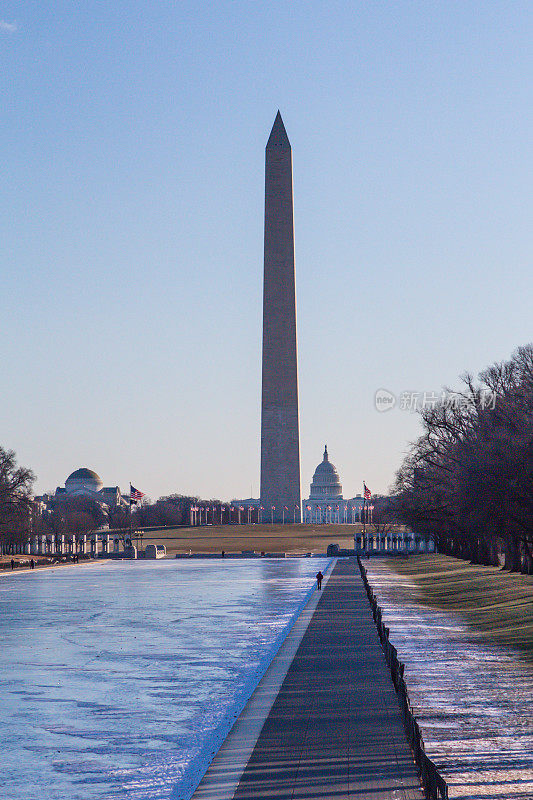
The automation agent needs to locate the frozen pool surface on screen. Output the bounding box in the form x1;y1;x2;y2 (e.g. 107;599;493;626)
0;558;330;800
365;561;533;800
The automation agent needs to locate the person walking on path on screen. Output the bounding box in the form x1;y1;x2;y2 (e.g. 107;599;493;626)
10;559;15;571
30;559;35;570
316;570;323;590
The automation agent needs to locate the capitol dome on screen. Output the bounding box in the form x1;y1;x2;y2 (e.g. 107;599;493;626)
309;445;343;500
65;468;103;495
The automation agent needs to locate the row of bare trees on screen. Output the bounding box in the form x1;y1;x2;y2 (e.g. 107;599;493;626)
0;448;35;554
134;494;202;528
392;344;533;574
34;496;105;546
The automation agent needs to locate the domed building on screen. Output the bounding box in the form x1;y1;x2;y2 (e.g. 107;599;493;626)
304;446;363;524
309;445;343;501
54;468;126;509
65;468;103;495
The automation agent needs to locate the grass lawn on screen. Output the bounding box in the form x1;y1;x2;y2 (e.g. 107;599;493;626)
386;554;533;660
134;523;365;556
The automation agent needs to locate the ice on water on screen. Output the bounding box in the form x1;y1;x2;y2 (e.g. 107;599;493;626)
0;558;329;800
366;562;533;800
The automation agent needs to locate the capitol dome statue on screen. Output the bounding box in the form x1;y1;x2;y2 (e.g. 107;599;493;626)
303;445;363;524
309;445;343;500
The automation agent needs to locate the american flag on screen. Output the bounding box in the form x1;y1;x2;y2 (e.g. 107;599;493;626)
364;483;372;500
130;485;144;504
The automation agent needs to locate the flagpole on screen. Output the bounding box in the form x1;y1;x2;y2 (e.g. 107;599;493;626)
129;482;133;549
362;482;366;549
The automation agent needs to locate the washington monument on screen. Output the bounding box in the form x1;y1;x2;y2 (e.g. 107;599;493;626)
260;111;301;522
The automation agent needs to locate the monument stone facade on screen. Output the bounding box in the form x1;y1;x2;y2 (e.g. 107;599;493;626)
260;112;301;522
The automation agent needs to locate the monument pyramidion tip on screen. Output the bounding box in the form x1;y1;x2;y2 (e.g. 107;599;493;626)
266;110;291;149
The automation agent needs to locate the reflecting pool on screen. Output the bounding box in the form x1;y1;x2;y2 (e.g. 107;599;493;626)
0;558;329;800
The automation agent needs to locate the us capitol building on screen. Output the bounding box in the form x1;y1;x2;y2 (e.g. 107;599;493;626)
303;446;363;524
234;445;365;523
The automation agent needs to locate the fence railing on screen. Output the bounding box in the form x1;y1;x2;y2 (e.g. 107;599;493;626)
357;556;449;800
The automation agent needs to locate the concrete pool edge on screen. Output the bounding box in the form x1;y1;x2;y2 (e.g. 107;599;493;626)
190;557;336;800
0;558;111;578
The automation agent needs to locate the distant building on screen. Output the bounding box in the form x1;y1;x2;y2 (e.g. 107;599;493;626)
53;468;127;510
231;498;260;508
303;446;364;523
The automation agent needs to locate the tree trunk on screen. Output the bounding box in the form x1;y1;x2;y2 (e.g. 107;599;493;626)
521;538;533;575
470;537;481;565
489;538;500;567
504;535;522;572
479;536;492;566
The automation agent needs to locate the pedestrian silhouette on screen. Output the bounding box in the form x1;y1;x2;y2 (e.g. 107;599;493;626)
316;570;323;590
30;559;35;569
10;559;15;570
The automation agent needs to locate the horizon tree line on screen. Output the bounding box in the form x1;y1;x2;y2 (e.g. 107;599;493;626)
3;342;533;571
392;343;533;574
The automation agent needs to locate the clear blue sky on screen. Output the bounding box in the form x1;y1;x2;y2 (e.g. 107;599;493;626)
2;2;532;500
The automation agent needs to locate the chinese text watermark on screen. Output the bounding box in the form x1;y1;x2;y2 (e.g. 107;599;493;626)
374;388;497;413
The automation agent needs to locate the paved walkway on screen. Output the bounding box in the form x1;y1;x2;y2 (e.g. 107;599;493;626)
231;558;423;799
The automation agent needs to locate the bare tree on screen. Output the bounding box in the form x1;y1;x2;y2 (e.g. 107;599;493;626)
0;447;34;554
369;495;396;539
108;506;137;549
392;344;533;574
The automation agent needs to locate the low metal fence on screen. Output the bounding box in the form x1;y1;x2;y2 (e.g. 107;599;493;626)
357;557;448;800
